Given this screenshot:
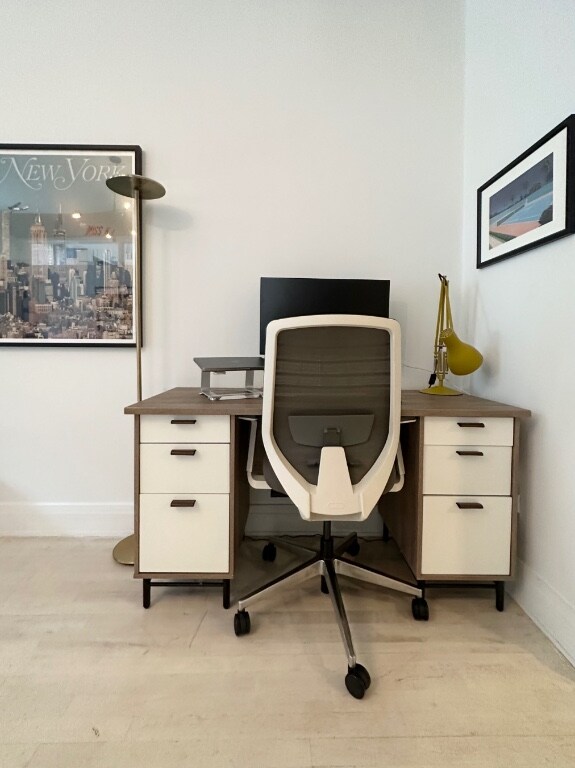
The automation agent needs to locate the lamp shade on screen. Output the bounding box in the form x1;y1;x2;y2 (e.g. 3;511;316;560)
440;328;483;375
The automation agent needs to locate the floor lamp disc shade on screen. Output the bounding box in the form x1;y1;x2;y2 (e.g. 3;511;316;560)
106;174;166;566
105;173;166;200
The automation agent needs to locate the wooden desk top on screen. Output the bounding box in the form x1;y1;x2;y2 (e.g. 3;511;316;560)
125;387;531;419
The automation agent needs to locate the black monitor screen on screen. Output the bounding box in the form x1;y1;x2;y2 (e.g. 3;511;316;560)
259;277;390;354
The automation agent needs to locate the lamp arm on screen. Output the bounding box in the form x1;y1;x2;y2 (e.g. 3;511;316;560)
433;279;445;352
433;277;446;376
444;277;454;329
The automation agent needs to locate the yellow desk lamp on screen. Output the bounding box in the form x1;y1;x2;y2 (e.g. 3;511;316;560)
422;274;483;396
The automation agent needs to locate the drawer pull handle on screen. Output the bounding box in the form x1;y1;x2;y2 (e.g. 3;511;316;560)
170;419;197;425
457;422;485;428
456;501;484;509
170;499;196;508
456;450;484;456
170;449;197;456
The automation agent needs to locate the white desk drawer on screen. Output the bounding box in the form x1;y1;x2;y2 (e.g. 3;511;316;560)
140;444;230;493
424;417;513;446
139;493;229;573
423;445;511;495
421;496;512;575
140;415;230;444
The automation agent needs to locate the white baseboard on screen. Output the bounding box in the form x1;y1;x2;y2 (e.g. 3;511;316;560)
509;558;575;667
0;500;384;539
0;503;133;537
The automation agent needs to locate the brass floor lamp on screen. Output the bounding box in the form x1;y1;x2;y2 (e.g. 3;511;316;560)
106;174;166;565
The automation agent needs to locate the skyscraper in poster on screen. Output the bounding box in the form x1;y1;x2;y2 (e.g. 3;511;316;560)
52;205;66;266
30;213;52;283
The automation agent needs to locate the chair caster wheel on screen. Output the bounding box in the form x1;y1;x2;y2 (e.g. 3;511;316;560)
234;610;251;636
412;597;429;621
262;542;277;562
346;539;360;557
345;663;371;699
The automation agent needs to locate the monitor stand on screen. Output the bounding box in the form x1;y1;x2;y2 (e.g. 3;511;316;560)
194;357;264;400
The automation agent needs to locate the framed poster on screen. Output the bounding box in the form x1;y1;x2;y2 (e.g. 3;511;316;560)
477;116;575;268
0;144;142;345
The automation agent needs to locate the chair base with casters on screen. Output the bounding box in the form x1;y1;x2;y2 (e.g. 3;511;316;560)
234;521;427;699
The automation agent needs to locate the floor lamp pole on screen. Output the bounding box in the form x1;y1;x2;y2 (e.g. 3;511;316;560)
134;186;142;403
106;174;166;565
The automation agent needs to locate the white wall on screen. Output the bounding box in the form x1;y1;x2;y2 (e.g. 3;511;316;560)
0;0;464;535
462;0;575;664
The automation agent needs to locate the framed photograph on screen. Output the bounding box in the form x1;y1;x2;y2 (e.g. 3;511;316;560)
0;144;142;345
477;116;575;268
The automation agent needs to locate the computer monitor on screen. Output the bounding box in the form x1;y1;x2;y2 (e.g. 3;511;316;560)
259;277;390;354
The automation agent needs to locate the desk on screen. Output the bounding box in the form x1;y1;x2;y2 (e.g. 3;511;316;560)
125;388;530;610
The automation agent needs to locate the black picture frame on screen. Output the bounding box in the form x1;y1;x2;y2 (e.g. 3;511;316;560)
0;143;142;345
477;116;575;269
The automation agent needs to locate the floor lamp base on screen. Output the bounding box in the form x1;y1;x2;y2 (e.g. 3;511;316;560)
113;533;135;566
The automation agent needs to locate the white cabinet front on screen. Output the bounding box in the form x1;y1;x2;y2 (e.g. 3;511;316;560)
424;417;513;446
139;494;229;573
421;496;512;575
140;415;230;444
140;444;230;494
423;445;512;496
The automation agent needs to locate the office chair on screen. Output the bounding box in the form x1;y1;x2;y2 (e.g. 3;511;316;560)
234;314;426;699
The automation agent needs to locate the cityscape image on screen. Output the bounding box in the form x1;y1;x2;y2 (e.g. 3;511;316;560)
0;147;140;345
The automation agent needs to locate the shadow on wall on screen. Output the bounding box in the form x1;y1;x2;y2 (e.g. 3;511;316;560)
466;280;501;387
148;205;194;231
140;204;196;394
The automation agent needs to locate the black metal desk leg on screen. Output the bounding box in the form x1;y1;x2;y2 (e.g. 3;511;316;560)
143;578;151;609
223;579;231;609
495;581;505;612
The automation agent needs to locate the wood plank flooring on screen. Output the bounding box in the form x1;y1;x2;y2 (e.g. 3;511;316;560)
0;537;574;768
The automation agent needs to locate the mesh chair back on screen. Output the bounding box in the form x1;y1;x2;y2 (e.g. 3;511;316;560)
264;324;392;489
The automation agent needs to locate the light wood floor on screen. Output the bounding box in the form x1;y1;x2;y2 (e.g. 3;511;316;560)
1;536;574;768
